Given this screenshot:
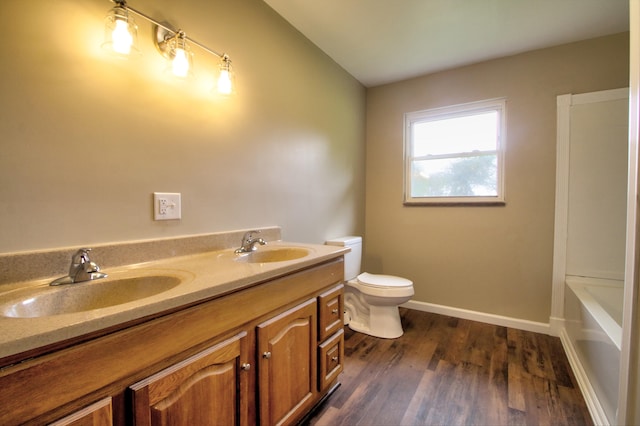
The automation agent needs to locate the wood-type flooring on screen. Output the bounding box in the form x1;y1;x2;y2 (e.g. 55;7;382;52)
307;308;592;426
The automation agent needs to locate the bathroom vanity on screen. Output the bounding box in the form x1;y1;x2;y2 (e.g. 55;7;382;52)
0;230;346;425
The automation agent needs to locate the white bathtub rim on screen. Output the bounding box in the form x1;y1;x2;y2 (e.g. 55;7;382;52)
565;274;624;287
566;276;622;351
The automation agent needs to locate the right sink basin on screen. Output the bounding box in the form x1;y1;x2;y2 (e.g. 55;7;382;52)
233;247;311;263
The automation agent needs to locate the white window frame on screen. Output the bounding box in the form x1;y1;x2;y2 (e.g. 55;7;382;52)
403;98;506;205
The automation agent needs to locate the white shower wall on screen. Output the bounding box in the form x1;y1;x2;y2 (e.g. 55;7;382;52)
566;93;629;280
554;88;629;425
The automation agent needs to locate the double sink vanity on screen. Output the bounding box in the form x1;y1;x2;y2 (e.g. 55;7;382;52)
0;227;347;425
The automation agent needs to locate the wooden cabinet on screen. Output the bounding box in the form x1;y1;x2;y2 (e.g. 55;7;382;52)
255;284;344;426
48;398;113;426
130;332;250;426
257;299;318;426
0;258;344;426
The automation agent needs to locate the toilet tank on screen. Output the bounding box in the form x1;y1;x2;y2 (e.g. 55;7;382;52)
325;236;362;281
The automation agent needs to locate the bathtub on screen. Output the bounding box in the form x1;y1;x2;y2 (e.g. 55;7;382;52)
564;275;623;424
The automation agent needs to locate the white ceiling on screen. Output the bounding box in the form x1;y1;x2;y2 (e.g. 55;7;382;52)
263;0;629;87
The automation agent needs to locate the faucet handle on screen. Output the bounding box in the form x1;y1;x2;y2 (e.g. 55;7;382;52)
74;247;92;257
69;248;100;275
70;248;86;264
71;248;92;264
242;230;260;241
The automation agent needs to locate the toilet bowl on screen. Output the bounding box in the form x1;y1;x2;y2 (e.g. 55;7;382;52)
325;237;414;339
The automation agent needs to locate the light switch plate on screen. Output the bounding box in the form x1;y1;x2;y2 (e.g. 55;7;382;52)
153;192;181;220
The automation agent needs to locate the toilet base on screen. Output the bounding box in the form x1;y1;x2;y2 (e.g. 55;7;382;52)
345;301;404;339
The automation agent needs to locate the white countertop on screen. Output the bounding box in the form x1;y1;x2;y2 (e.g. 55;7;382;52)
0;241;347;361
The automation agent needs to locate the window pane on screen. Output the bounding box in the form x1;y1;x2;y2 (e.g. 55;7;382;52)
412;111;498;157
411;155;498;197
404;98;505;204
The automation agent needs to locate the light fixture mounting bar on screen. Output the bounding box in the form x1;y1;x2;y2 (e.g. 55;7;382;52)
112;0;227;59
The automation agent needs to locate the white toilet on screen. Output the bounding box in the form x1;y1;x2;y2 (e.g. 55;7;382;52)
325;236;414;339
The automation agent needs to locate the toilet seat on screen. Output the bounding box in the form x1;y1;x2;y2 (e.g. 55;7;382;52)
358;272;412;288
349;272;414;298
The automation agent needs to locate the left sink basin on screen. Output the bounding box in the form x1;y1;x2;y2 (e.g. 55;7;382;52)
0;273;186;318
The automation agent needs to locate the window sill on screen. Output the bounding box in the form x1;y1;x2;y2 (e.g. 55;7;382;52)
403;200;506;207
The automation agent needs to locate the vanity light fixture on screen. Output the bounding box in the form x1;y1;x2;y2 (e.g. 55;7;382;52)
102;0;235;94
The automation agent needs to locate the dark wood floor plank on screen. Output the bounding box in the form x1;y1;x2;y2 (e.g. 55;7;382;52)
508;407;529;426
354;310;442;425
308;308;593;426
461;321;495;368
558;384;593;426
422;359;460;425
481;330;510;425
507;361;528;412
547;334;579;389
399;368;437;425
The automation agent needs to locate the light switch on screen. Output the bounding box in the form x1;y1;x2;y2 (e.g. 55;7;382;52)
153;192;181;220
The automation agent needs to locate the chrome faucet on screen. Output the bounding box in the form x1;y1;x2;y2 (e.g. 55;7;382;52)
235;230;266;253
50;248;108;286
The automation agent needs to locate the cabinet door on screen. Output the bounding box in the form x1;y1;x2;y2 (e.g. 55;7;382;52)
130;331;250;426
49;397;113;426
257;299;317;426
318;284;344;341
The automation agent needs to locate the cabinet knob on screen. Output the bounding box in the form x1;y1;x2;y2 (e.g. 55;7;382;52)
331;356;339;363
331;308;339;315
263;351;272;359
241;363;251;371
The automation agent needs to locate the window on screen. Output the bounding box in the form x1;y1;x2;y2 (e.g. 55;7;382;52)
404;98;506;205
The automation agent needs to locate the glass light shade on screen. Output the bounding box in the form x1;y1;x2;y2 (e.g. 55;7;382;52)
102;6;139;56
172;48;190;77
216;58;235;95
112;20;133;54
166;35;193;78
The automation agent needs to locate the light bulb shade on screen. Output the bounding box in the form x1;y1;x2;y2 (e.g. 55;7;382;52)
102;5;140;56
165;34;194;78
216;57;235;95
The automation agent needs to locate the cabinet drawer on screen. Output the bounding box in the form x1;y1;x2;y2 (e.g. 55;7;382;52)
318;329;344;392
318;284;344;341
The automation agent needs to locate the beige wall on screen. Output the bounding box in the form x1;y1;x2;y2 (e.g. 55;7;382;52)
0;0;629;325
0;0;366;254
365;33;629;323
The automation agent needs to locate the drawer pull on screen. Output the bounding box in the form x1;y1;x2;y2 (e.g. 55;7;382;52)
241;363;251;371
263;351;272;359
331;309;339;315
331;356;339;363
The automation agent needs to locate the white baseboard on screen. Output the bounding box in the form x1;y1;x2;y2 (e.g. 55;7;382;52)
558;328;608;425
548;316;565;337
401;300;551;335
